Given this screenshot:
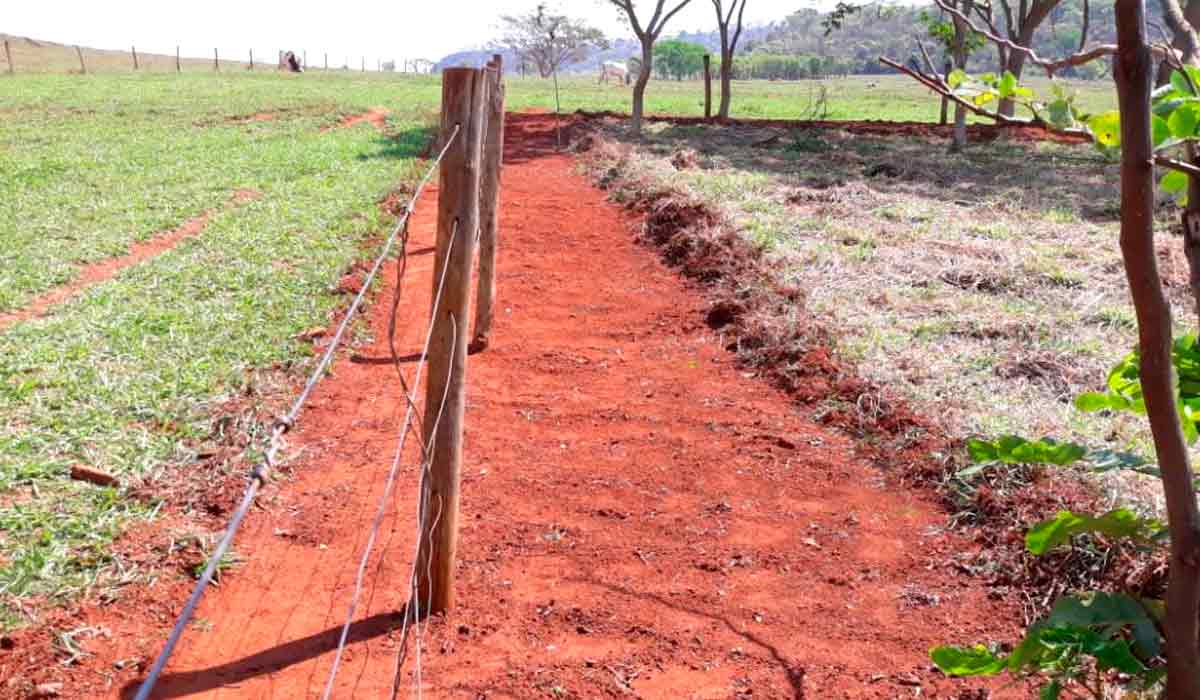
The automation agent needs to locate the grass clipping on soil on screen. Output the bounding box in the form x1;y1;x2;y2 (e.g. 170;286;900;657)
570;124;1167;622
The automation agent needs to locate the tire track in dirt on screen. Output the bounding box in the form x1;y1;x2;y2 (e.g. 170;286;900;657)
25;113;1028;699
0;189;261;333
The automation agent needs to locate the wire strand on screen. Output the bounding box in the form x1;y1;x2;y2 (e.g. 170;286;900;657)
132;125;460;700
319;220;460;699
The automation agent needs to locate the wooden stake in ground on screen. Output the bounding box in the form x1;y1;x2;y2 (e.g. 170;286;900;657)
76;46;87;74
175;45;181;73
214;48;219;71
131;45;139;70
4;40;13;75
415;66;487;616
703;54;712;120
249;49;254;70
324;53;328;71
472;55;506;353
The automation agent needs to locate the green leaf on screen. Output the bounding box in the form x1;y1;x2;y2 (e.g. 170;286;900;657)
966;436;1085;466
1088;111;1121;147
1162;168;1190;195
930;645;1007;676
973;91;997;107
947;69;967;89
1045;592;1162;660
1172;68;1196;96
1168;102;1200;138
1152;114;1172;148
1075;391;1122;412
1040;681;1062;700
998;70;1018;98
1026;509;1165;555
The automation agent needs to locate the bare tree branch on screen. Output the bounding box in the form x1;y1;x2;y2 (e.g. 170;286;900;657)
933;0;1119;75
1155;154;1200;177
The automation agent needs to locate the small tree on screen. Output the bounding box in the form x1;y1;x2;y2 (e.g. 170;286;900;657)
655;38;707;79
498;4;607;78
606;0;696;133
711;0;748;119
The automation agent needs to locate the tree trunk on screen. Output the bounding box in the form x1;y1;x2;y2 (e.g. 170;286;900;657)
998;50;1029;117
1113;2;1200;698
951;0;970;150
631;41;653;134
718;48;733;119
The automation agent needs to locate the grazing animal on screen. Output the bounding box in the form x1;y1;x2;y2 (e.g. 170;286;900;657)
599;60;628;85
280;50;303;73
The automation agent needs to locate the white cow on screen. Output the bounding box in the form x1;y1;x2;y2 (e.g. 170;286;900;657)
599;61;628;85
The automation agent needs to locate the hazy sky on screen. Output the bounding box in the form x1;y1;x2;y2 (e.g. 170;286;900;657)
5;1;822;67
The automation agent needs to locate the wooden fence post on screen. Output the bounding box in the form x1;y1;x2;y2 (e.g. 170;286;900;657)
703;54;712;120
214;48;219;71
175;45;181;73
303;50;307;69
132;45;139;70
472;55;505;352
76;46;87;74
324;53;328;71
4;40;12;75
250;49;254;70
361;56;365;72
414;66;486;616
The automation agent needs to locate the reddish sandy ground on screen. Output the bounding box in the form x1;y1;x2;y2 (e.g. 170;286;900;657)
0;189;259;333
2;115;1025;699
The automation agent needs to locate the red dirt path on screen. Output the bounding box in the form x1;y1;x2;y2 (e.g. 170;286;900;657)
4;115;1024;699
0;189;260;334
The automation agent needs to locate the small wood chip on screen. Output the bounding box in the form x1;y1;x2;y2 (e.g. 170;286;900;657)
296;326;327;341
69;465;118;488
33;683;63;697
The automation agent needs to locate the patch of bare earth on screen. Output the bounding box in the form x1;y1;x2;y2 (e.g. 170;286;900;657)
322;107;389;133
0;189;261;333
569;116;1168;627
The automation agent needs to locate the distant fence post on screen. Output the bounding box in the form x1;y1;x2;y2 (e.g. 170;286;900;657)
324;53;328;71
303;50;307;69
703;54;712;121
249;49;254;70
472;54;505;353
414;66;486;617
175;45;181;73
214;48;219;71
75;46;86;74
4;40;12;75
132;45;139;70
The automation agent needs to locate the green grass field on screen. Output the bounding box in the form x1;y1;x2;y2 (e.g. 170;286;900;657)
0;68;1117;628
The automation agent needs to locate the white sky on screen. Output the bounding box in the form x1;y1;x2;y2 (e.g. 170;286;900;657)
3;1;826;67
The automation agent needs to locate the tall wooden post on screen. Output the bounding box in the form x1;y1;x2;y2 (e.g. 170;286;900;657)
324;53;329;71
132;45;139;70
303;50;307;69
4;40;12;75
472;55;505;353
249;49;254;70
175;45;181;73
214;48;219;71
76;46;87;74
703;55;712;120
414;67;486;616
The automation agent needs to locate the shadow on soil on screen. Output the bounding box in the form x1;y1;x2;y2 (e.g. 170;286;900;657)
118;610;404;699
577;577;806;699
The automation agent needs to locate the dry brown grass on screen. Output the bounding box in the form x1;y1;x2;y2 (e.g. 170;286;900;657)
579;114;1186;516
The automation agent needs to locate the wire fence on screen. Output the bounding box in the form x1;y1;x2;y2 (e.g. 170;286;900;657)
131;125;461;700
0;37;436;75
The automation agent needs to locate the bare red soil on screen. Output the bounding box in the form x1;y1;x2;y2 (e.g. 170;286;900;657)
575;109;1090;145
0;189;260;333
1;115;1025;700
325;108;389;132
